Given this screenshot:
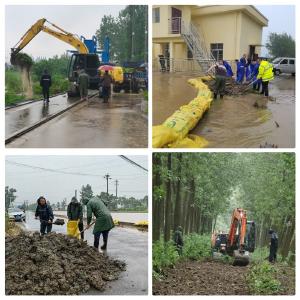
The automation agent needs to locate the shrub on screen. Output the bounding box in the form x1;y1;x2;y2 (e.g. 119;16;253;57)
182;233;211;260
153;239;179;273
247;261;282;295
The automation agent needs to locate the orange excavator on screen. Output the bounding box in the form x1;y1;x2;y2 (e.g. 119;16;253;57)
211;208;256;266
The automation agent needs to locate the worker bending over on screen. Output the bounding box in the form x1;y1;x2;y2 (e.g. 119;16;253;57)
84;196;114;251
257;58;274;97
35;196;54;235
207;60;227;99
67;197;84;240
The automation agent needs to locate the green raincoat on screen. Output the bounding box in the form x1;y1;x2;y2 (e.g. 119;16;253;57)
87;197;114;234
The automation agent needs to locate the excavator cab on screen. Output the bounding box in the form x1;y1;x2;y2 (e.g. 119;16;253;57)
67;53;100;96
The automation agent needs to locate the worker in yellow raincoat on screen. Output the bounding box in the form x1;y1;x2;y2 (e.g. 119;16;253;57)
257;58;274;97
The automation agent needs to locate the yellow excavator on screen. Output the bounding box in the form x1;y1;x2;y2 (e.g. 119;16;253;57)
11;18;110;96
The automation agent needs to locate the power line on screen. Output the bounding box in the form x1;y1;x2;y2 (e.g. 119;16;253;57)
119;155;148;172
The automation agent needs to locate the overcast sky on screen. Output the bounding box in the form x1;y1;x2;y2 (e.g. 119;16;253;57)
256;5;295;55
5;5;125;61
6;155;148;206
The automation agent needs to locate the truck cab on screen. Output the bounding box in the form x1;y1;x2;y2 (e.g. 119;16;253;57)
67;53;100;96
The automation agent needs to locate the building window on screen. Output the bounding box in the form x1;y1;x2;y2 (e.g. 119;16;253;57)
211;43;223;61
153;8;160;23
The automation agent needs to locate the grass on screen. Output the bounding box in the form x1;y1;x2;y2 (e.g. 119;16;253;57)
5;69;69;106
247;261;282;295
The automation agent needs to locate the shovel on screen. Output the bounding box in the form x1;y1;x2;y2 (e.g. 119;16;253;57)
80;221;96;233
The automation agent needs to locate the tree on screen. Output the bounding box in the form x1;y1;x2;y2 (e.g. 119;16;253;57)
5;186;17;211
95;5;147;63
266;32;295;58
80;184;93;205
61;198;67;211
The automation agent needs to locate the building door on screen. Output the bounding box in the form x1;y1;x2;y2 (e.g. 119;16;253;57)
171;7;182;34
249;45;258;60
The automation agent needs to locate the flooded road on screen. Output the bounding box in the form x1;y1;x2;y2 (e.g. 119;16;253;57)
5;93;83;138
153;72;295;148
6;93;148;148
20;211;148;295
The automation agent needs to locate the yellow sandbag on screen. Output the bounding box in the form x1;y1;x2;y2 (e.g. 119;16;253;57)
67;220;80;239
152;78;213;148
152;125;179;148
169;134;209;148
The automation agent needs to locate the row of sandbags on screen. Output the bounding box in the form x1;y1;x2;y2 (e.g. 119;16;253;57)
153;77;213;148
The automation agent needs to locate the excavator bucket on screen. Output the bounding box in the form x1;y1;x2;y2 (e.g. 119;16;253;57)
233;250;250;266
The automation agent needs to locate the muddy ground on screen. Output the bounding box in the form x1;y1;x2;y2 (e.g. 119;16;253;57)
152;260;295;295
153;72;295;148
153;260;250;295
5;232;126;295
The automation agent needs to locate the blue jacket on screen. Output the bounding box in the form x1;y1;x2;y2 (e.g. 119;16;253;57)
223;61;233;77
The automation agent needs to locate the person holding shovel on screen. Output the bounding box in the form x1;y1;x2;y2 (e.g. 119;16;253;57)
35;196;54;235
67;197;84;240
84;196;114;251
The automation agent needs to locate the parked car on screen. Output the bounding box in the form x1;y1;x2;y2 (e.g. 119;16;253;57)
8;207;26;222
272;57;295;76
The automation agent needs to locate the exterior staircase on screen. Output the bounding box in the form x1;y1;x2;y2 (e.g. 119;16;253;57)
181;20;216;72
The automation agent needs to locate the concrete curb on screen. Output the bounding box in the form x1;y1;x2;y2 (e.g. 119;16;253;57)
5;92;97;145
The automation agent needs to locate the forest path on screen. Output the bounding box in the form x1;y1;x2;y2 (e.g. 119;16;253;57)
153;260;295;295
153;260;250;295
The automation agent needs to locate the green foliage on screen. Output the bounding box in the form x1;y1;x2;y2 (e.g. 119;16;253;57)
143;90;148;101
153;240;179;273
247;261;282;295
96;5;148;63
5;186;17;211
6;55;70;105
182;234;211;260
266;32;295;58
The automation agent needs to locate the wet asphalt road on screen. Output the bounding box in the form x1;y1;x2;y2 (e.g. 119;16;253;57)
5;93;83;138
6;93;148;148
20;211;148;295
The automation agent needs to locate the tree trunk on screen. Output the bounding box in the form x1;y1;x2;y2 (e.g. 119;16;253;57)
164;153;172;242
173;153;182;230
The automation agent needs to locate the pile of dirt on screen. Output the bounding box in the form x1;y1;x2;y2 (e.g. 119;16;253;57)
5;232;126;295
204;77;254;96
153;260;250;295
11;52;34;98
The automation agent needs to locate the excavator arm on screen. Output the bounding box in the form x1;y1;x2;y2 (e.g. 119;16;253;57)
228;208;249;266
11;18;88;64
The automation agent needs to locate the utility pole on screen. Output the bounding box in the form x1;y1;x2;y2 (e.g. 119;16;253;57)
104;173;112;200
75;189;77;199
115;180;119;197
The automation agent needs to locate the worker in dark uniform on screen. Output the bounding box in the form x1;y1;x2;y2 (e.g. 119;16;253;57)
174;226;184;255
207;60;227;99
40;69;52;102
78;69;89;100
268;229;278;263
35;196;54;235
67;197;84;240
101;70;112;103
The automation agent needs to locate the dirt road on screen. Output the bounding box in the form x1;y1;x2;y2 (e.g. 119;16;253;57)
153;259;295;295
153;260;250;295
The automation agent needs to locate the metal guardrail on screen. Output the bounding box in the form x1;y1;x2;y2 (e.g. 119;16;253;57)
153;58;238;74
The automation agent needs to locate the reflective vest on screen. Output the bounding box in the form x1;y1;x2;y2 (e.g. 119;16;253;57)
257;61;274;82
